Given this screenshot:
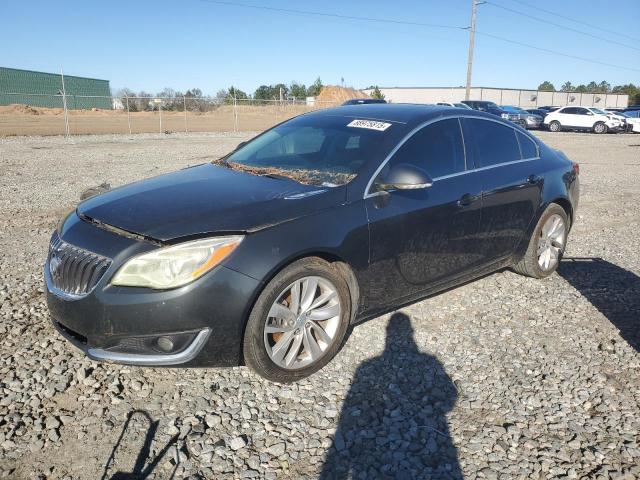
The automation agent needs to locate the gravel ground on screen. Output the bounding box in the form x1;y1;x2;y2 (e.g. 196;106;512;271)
0;131;638;479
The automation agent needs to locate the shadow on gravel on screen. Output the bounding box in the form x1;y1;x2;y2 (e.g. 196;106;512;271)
102;410;179;480
559;257;640;352
320;312;462;480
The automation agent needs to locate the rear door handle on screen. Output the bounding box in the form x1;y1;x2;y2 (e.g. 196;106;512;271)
457;193;479;207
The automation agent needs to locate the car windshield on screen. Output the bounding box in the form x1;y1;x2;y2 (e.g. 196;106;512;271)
590;108;607;114
454;103;470;108
218;115;391;187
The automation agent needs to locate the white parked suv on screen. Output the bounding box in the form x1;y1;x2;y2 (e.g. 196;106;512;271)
544;106;624;134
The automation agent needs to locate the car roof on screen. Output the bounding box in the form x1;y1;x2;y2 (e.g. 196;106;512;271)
341;98;386;105
304;103;489;126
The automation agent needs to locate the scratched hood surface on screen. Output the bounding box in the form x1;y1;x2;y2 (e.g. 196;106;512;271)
77;164;345;241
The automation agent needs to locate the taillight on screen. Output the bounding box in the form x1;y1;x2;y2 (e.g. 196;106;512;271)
572;162;580;175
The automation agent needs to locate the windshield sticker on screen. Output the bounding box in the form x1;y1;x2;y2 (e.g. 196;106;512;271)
347;119;392;131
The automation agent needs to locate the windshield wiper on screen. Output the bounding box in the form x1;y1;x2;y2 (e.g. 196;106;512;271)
260;173;294;181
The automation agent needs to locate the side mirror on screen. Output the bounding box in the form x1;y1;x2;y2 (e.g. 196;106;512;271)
376;163;433;191
235;141;248;150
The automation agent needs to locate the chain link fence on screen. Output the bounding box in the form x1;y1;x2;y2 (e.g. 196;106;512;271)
0;93;338;137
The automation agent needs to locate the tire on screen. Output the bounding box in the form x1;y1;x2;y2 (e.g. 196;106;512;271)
243;257;351;383
548;121;561;132
593;122;608;134
513;204;569;279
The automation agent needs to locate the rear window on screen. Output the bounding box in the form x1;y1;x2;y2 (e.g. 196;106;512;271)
464;118;521;167
517;131;538;159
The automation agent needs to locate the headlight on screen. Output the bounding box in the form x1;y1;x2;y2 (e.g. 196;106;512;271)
111;236;243;289
527;115;537;121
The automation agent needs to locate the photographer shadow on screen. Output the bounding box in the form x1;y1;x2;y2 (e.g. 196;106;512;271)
320;312;462;480
558;257;640;352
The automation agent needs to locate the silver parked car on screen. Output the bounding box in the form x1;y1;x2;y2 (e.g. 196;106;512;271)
436;102;473;109
501;105;543;129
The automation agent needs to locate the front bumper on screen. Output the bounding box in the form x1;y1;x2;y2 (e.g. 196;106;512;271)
45;217;261;367
524;117;543;129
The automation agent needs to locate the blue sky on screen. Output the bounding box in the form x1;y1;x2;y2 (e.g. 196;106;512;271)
2;0;638;95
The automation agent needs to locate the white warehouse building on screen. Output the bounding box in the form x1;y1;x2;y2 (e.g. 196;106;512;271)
363;86;629;108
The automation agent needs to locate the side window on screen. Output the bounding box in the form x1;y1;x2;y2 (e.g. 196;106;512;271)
562;107;576;114
575;108;589;115
517;131;538;159
464;118;521;167
381;118;465;180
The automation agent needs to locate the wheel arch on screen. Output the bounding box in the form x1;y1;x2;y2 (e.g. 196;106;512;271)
514;195;573;263
550;196;574;228
237;250;361;365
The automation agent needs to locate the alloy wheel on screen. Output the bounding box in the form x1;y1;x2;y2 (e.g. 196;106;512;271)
537;214;566;271
264;276;341;370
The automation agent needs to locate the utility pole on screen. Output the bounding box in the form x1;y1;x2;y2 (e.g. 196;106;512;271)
465;1;483;101
60;68;70;137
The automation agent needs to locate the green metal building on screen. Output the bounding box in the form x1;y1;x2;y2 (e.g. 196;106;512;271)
0;67;111;110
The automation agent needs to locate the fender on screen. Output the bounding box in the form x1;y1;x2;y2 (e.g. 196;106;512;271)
512;151;578;261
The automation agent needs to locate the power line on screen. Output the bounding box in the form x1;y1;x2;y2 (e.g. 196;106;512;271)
476;30;640;73
196;0;640;74
486;1;640;52
508;0;640;43
197;0;465;30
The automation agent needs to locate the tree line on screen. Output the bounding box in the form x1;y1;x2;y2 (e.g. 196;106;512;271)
115;77;324;112
537;81;640;104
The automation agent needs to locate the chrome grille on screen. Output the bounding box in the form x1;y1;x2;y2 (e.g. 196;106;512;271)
48;233;111;297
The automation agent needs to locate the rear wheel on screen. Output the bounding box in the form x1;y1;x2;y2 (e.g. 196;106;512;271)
513;204;568;278
593;122;608;134
243;257;351;383
548;121;561;132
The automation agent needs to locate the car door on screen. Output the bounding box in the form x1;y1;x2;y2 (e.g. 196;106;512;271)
573;107;594;128
557;107;579;127
462;118;542;264
363;118;483;310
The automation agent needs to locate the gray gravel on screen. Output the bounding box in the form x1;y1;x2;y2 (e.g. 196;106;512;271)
0;131;639;479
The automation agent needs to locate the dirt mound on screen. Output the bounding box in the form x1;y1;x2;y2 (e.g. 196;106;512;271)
0;104;41;115
315;86;370;105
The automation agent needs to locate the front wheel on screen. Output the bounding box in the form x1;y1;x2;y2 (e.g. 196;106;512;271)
513;204;569;279
593;122;608;134
548;121;561;132
243;257;351;383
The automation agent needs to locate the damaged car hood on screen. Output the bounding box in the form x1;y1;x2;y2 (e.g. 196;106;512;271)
77;164;345;242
